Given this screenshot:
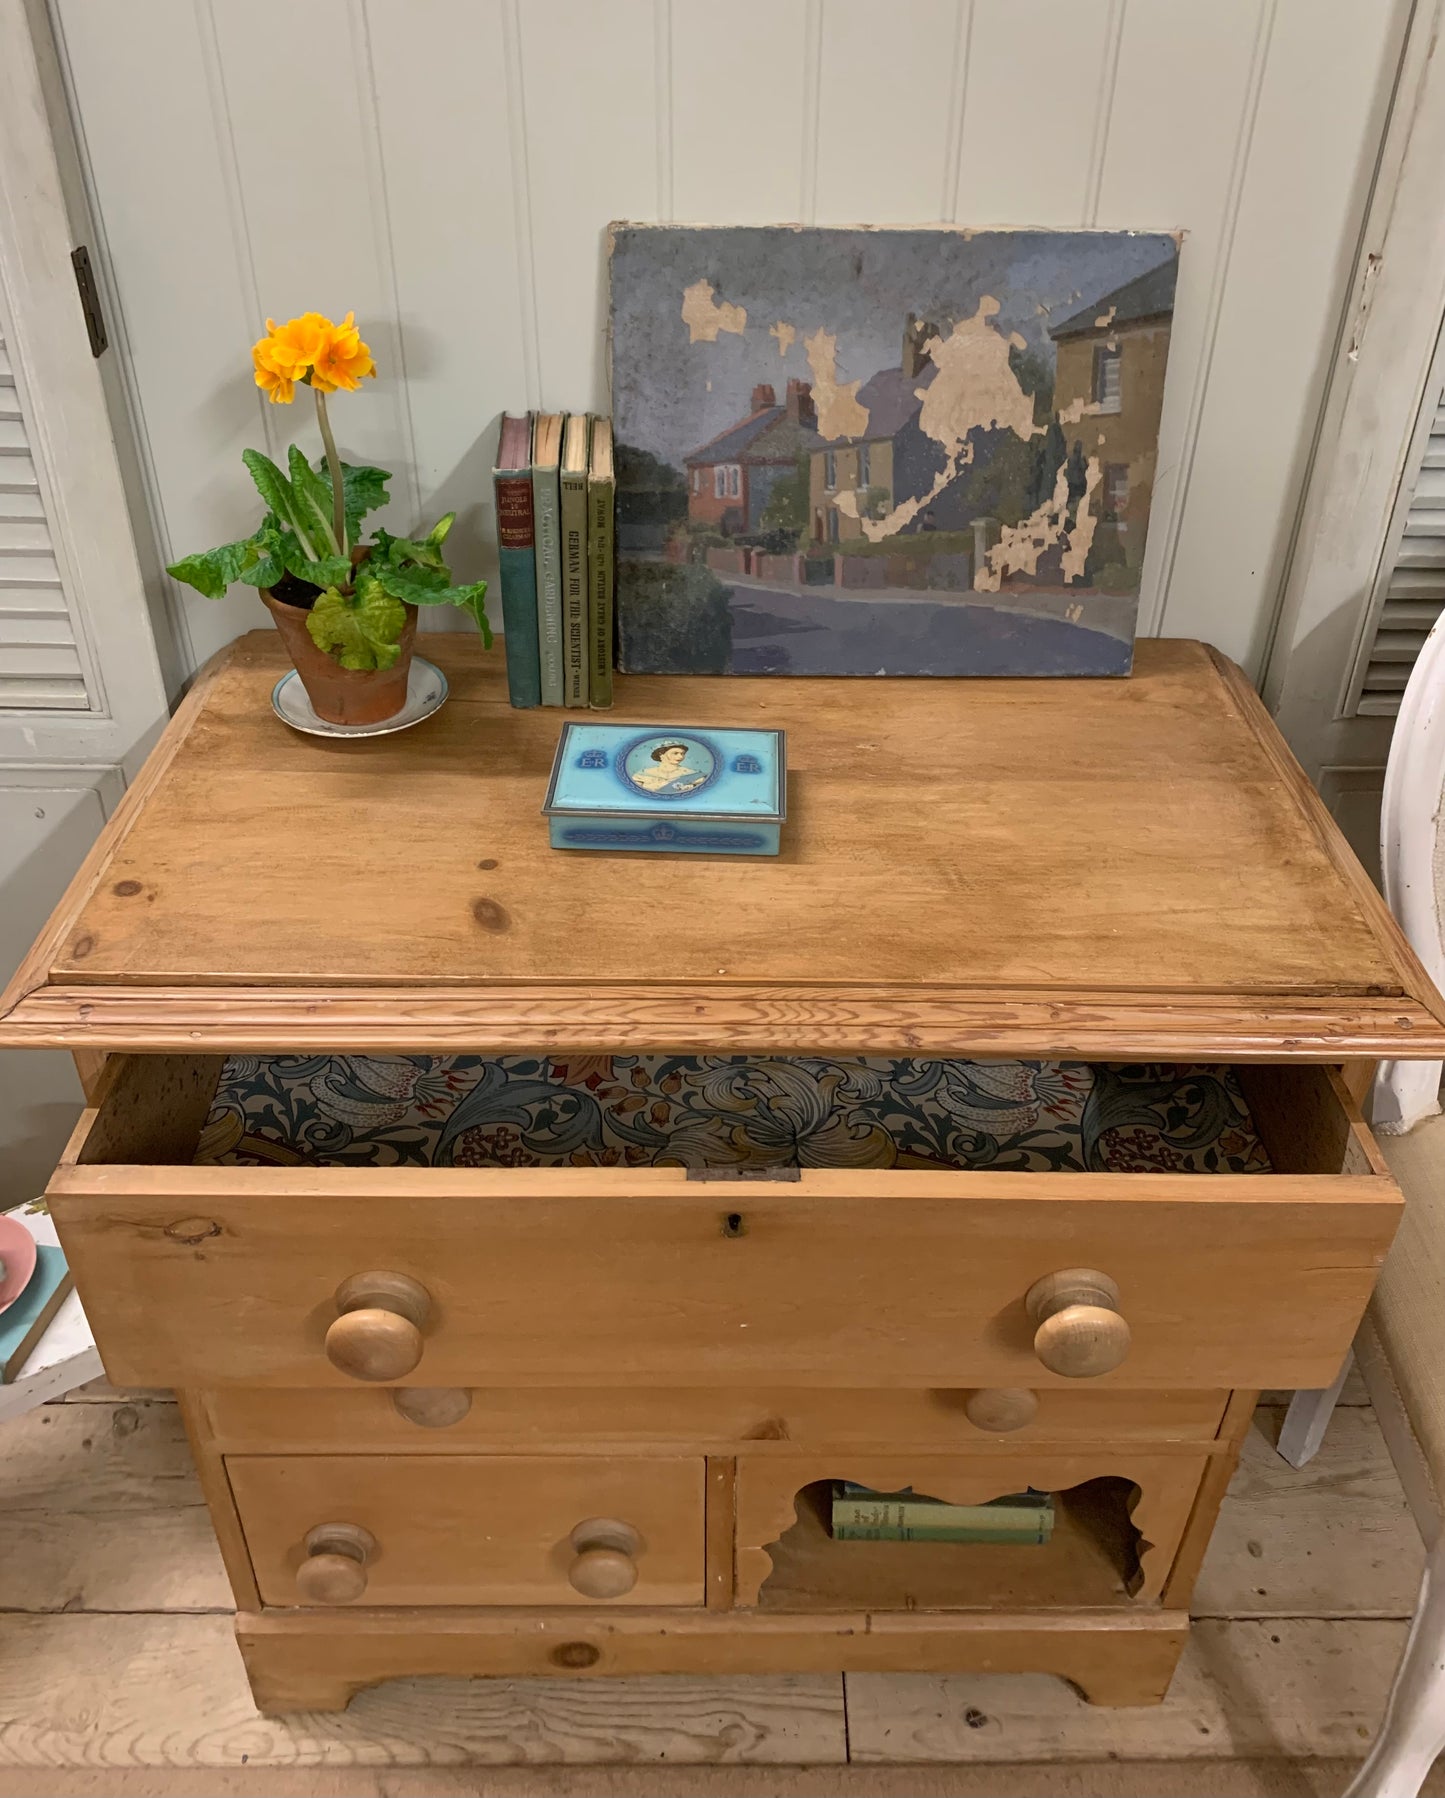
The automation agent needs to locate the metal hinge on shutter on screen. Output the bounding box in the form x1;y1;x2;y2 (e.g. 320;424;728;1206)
1344;361;1445;717
69;248;107;358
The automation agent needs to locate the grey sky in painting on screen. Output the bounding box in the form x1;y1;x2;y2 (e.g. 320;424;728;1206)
609;224;1180;467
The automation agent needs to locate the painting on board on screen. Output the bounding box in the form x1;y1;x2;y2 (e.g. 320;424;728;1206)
608;223;1181;678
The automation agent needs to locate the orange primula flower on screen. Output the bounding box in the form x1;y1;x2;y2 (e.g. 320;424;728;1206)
252;330;300;405
251;311;377;404
310;311;377;393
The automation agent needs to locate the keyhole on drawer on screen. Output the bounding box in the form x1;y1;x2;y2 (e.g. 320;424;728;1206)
721;1212;746;1239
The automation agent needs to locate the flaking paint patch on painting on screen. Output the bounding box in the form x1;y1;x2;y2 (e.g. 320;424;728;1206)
682;279;747;343
860;300;1040;541
770;321;796;356
803;328;870;439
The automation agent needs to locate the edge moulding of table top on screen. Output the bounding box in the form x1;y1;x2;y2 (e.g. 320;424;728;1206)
0;634;1442;1062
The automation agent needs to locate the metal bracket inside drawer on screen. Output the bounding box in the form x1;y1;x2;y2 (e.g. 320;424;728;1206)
685;1167;801;1182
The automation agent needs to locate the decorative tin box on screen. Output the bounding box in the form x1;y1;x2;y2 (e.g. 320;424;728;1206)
542;722;786;856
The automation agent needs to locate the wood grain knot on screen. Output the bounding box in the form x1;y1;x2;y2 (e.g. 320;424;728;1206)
471;897;510;933
70;934;95;960
477;857;499;870
550;1642;600;1669
112;879;143;897
164;1216;222;1245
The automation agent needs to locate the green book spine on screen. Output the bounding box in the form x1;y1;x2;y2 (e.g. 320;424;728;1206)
533;463;564;706
560;452;589;708
587;428;615;709
831;1491;1054;1535
832;1521;1053;1544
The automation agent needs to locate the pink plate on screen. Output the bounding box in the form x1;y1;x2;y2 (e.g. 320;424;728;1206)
0;1213;38;1315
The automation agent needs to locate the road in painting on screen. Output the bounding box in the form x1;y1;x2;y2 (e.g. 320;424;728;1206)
609;224;1179;678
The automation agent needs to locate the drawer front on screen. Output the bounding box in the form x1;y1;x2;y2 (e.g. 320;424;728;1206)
733;1450;1210;1610
203;1385;1232;1453
228;1454;705;1608
50;1058;1400;1392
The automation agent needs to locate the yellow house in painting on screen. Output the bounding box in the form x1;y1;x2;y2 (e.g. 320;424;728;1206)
1049;263;1174;568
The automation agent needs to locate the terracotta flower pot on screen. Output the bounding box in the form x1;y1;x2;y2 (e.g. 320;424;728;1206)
262;591;418;727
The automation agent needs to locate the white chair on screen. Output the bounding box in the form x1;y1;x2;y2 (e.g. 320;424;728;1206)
1276;614;1445;1796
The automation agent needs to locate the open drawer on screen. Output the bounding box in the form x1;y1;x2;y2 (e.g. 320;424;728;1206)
47;1054;1401;1391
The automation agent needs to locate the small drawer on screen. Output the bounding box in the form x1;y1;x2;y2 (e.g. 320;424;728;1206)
49;1055;1400;1392
228;1454;705;1608
734;1450;1210;1611
202;1385;1232;1453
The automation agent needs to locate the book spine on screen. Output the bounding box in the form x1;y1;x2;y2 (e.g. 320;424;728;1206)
493;469;541;708
832;1522;1053;1544
560;466;589;707
533;465;565;706
587;471;615;708
830;1499;1052;1531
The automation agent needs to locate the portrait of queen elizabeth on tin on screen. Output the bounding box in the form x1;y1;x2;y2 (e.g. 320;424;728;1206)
623;736;715;797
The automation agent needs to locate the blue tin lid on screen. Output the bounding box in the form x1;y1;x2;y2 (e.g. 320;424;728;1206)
543;723;786;822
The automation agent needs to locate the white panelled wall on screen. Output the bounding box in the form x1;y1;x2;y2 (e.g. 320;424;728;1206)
49;0;1408;684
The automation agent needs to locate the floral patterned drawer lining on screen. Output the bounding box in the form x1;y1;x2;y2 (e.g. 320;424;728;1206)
195;1057;1271;1175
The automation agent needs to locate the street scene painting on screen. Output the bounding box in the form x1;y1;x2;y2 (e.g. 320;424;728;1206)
609;224;1181;677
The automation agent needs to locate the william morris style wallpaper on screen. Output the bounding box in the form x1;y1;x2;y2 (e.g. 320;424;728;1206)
609;224;1180;679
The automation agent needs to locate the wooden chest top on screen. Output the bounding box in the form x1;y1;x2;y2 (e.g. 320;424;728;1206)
2;633;1440;1059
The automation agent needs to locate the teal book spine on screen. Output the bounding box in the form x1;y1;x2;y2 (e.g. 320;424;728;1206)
533;464;565;707
492;417;541;708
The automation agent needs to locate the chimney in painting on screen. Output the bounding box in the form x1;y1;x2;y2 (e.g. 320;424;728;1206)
785;379;816;427
750;383;777;412
902;313;941;379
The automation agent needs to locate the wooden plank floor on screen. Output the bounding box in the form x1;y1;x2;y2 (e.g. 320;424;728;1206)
0;1373;1435;1796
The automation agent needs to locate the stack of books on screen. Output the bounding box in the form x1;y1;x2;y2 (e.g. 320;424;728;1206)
830;1483;1055;1544
493;412;615;710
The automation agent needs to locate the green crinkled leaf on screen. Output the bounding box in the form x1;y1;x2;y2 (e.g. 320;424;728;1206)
287;445;340;553
372;525;447;575
281;530;350;590
369;564;492;646
241;449;299;534
338;462;391;539
305;580;407;672
232;515;288;590
166;536;264;600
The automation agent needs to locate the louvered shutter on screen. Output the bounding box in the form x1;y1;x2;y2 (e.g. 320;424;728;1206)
0;328;88;709
1349;382;1445;717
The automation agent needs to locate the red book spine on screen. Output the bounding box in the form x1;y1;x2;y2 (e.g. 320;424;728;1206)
496;474;534;548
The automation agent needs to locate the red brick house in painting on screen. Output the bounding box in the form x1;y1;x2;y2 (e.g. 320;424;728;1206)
684;379;821;535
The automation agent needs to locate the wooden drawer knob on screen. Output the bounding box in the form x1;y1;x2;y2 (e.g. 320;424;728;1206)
1025;1268;1131;1378
964;1387;1039;1432
296;1522;375;1604
567;1517;642;1600
325;1271;431;1382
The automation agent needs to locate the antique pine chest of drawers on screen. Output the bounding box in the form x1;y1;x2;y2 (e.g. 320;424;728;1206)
2;633;1440;1715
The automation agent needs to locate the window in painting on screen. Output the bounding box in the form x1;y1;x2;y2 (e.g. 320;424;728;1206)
725;465;742;499
1103;463;1130;524
824;450;837;490
714;465;726;499
692;469;701;494
1093;346;1122;413
857;443;871;487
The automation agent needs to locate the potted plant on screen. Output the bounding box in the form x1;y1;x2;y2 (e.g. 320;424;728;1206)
167;311;490;726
